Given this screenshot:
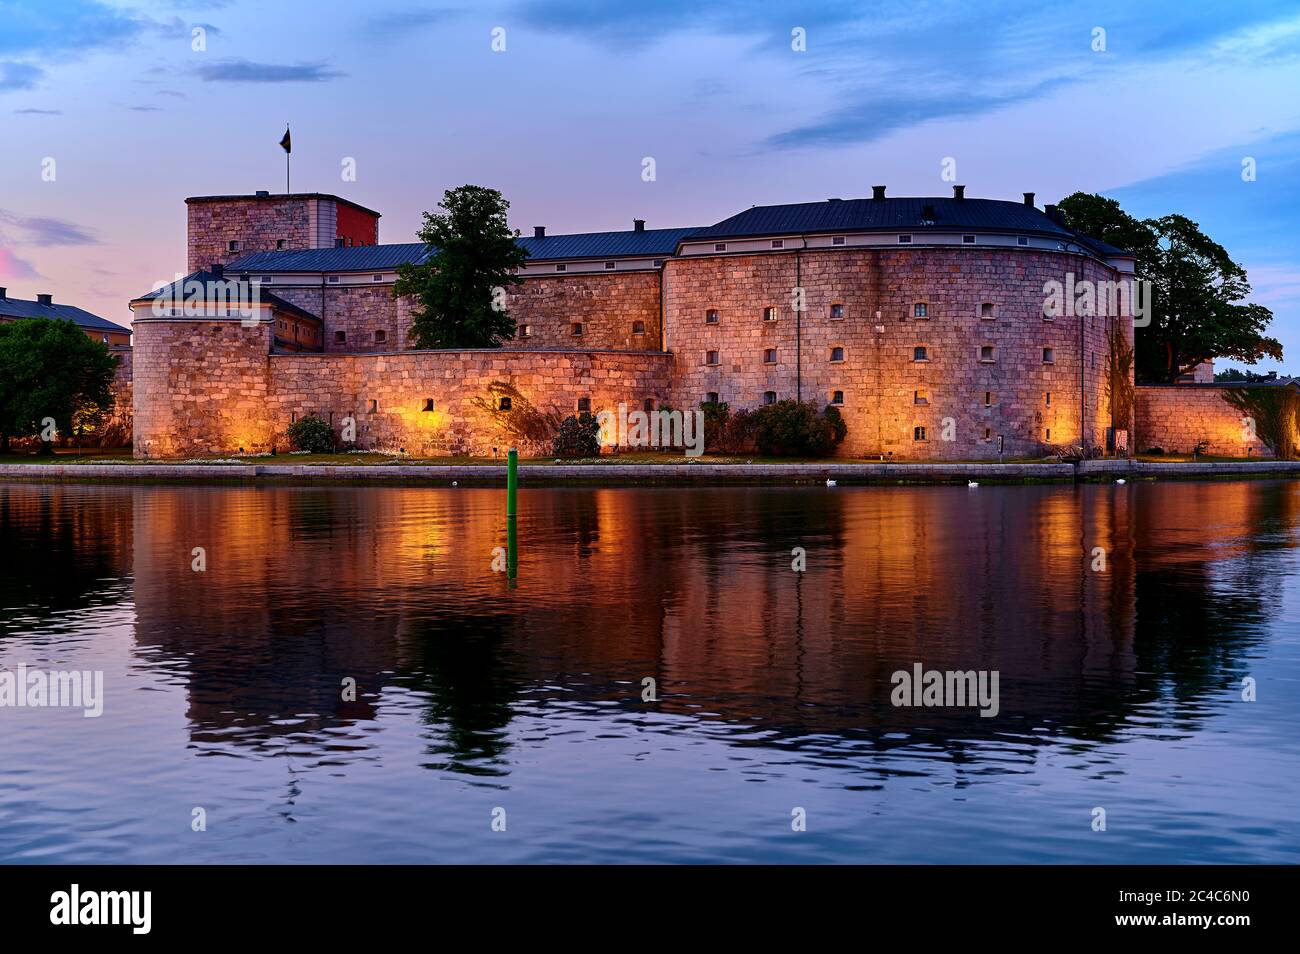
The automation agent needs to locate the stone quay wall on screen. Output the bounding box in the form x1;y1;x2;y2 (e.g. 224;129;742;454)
1135;385;1274;457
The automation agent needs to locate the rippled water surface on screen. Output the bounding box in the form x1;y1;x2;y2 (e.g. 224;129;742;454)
1;480;1298;863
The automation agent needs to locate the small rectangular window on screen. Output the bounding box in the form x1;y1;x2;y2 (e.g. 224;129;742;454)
499;396;512;411
980;302;995;318
1045;392;1052;406
261;276;273;283
1017;236;1029;246
763;348;776;364
914;389;928;405
577;397;591;412
830;346;845;362
706;350;720;365
228;240;240;252
375;330;387;344
762;306;777;321
831;390;844;405
605;261;616;270
771;239;784;249
368;399;378;413
913;345;928;361
519;324;531;338
276;239;287;250
984;427;992;440
830;303;844;320
763;391;777;405
653;259;664;267
556;264;567;272
913;302;928;318
832;236;845;246
898;234;913;244
913;425;927;441
571;322;584;336
984;391;993;407
631;320;646;335
980;345;995;362
373;274;383;282
422;398;435;412
706;391;719;404
714;243;727;252
705;309;719;324
1043;347;1054;363
334;330;346;343
962;235;976;244
328;276;339;283
1046;428;1052;441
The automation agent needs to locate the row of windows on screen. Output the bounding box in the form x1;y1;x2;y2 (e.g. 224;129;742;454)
701;346;1060;365
553;260;665;272
698;301;1053;323
332;329;388;344
708;236;1032;253
517;321;648;338
913;425;1056;443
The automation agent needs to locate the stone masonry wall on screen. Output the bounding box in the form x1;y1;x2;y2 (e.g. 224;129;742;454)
502;272;663;351
187;198;313;273
1135;385;1272;456
664;247;1127;459
133;318;671;458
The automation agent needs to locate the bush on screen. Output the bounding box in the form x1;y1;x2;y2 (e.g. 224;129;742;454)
553;412;601;457
1143;446;1164;456
287;414;334;454
721;408;755;454
748;400;847;457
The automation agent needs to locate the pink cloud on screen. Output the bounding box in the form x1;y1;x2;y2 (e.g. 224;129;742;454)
0;247;40;280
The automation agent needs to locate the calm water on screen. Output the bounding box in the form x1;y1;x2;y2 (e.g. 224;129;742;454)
1;480;1298;864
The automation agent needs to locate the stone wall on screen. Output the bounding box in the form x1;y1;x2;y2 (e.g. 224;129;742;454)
502;272;663;351
664;247;1127;459
1135;385;1274;456
133;317;671;458
188;197;312;273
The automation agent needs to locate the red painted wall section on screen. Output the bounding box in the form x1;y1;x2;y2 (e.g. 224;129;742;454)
336;203;379;247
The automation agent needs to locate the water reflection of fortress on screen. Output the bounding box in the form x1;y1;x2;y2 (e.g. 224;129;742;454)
4;482;1288;763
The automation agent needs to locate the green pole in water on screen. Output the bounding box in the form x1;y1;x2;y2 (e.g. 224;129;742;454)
506;447;518;583
506;447;518;518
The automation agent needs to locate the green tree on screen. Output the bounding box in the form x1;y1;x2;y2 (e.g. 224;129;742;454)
1221;387;1298;459
0;318;117;454
1058;193;1280;383
394;185;528;349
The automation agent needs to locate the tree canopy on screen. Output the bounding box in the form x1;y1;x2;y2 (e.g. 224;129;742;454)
1057;193;1280;383
393;185;529;349
0;318;118;452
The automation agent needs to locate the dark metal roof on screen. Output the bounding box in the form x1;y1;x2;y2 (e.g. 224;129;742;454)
517;227;701;261
227;243;431;273
223;226;703;273
687;196;1080;242
186;192;381;218
0;294;131;334
131;270;320;322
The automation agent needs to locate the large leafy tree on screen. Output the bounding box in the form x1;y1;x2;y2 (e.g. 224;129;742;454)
394;185;529;349
1058;193;1280;383
0;318;117;453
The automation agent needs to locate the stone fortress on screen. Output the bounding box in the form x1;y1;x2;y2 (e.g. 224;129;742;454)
128;186;1270;460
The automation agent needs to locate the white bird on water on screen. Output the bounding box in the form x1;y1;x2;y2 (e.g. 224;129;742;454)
968;481;979;488
826;478;837;487
1116;478;1126;485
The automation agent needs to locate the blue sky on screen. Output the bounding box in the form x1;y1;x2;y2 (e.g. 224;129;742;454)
1;0;1298;371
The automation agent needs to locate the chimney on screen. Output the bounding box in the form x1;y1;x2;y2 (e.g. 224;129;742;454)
921;203;936;221
37;293;53;306
953;185;965;200
210;264;224;278
255;190;270;197
1044;203;1059;223
1023;192;1035;207
872;185;886;201
633;219;645;232
335;237;345;248
0;287;6;300
534;226;546;238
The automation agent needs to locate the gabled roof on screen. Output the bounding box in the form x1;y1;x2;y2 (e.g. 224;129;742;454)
687;196;1079;242
131;270;320;322
0;294;131;334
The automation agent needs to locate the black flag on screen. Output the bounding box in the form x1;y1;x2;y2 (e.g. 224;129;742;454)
280;127;291;154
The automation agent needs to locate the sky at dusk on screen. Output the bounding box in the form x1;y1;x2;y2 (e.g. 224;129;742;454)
1;0;1298;371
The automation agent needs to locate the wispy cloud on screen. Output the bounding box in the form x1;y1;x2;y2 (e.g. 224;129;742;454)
366;7;456;37
0;209;98;246
0;247;41;281
128;105;163;112
13;107;61;115
195;59;346;83
0;61;42;91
